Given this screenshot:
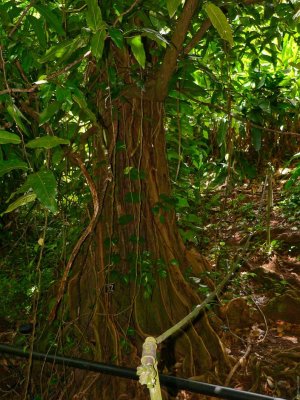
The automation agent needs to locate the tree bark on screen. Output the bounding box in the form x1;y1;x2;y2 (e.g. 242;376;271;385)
64;86;230;398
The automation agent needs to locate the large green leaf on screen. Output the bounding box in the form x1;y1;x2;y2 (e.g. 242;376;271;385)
0;131;21;145
108;27;124;49
27;170;58;212
27;15;47;49
118;214;134;225
0;160;28;177
6;104;30;136
34;4;65;36
128;36;146;68
26;136;70;149
91;29;106;60
2;193;36;215
38;37;84;63
203;3;233;47
39;102;61;125
141;28;169;47
166;0;182;18
72;88;97;122
6;179;33;203
85;0;104;32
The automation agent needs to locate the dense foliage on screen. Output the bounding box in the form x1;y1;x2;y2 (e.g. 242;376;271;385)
0;0;300;398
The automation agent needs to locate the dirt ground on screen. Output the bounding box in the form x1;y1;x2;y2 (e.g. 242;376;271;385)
179;173;300;399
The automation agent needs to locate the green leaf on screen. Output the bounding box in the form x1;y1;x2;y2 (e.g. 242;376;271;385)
285;165;300;189
124;192;142;203
72;91;97;122
124;167;146;180
56;86;72;102
166;0;182;18
0;131;21;145
0;160;28;177
5;170;58;212
176;196;189;208
34;5;65;36
27;170;58;212
6;104;30;136
26;136;70;149
127;327;135;336
203;3;233;47
91;29;106;60
39;102;61;125
38;37;84;63
72;90;88;109
257;100;271;113
27;15;47;49
118;214;134;225
116;141;126;151
6;179;33;203
141;28;169;47
85;0;103;32
52;148;64;165
3;193;36;215
128;36;146;68
108;27;124;49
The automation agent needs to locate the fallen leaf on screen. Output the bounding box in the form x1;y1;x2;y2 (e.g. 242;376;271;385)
282;336;298;343
267;376;274;389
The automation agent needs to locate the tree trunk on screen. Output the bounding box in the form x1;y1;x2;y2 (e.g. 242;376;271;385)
65;90;230;398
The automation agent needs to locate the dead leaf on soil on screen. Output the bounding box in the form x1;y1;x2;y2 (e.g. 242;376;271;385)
281;335;298;343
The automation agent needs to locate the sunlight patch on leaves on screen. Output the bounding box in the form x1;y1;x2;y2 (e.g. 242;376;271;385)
128;36;146;68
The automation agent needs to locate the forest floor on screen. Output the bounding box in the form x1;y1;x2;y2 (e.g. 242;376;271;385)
177;170;300;400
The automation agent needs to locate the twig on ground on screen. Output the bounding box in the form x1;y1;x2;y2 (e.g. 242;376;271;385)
225;342;252;386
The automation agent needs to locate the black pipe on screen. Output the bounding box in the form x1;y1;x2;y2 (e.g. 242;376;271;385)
0;344;285;400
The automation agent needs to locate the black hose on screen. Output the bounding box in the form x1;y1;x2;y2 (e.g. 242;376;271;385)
0;344;286;400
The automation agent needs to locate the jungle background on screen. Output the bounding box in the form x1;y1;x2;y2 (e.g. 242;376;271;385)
0;0;300;399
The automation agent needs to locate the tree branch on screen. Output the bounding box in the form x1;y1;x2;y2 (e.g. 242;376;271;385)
152;0;262;98
184;18;211;55
0;51;91;96
9;0;36;38
113;0;140;26
154;0;200;100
